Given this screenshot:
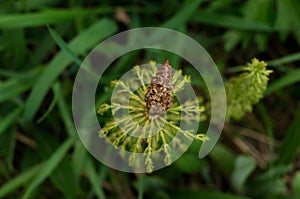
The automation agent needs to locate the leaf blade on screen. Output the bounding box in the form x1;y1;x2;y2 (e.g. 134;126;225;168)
22;18;117;121
21;136;76;199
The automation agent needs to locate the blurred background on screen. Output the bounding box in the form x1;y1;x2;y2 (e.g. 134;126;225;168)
1;0;300;198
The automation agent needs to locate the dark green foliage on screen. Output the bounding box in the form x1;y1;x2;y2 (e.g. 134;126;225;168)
1;0;300;199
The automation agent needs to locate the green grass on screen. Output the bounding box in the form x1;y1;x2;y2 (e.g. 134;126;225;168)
1;0;300;198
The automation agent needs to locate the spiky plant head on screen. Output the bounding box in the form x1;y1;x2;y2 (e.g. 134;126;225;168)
98;60;207;173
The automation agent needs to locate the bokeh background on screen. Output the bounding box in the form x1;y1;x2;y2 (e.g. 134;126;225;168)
1;0;300;198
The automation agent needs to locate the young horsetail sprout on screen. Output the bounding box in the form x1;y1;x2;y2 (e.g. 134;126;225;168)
225;58;273;121
97;60;208;173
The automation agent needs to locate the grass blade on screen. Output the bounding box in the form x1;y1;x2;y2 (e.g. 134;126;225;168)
22;18;117;121
0;67;42;103
21;136;76;199
265;69;300;95
36;91;57;123
47;25;82;66
278;102;300;164
0;7;154;29
0;106;23;135
256;103;275;163
162;0;204;29
0;9;86;29
0;80;33;103
191;11;273;32
54;82;77;136
267;52;300;66
295;171;300;198
72;141;87;180
0;163;44;198
86;160;107;199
